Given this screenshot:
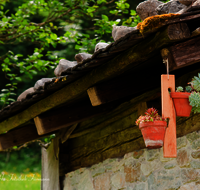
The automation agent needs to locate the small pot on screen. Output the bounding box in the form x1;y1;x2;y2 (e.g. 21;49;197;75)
170;92;192;117
139;121;167;149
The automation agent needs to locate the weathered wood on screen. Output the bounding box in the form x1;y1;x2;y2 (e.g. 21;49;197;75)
60;111;200;174
60;137;145;174
60;112;144;174
161;36;200;71
177;113;200;137
87;59;163;106
192;27;200;37
161;75;177;158
59;70;200;174
34;99;117;135
59;123;78;144
41;137;59;190
0;124;47;150
70;88;161;139
0;23;191;135
67;111;139;151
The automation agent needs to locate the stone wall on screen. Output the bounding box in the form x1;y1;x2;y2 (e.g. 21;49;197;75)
63;131;200;190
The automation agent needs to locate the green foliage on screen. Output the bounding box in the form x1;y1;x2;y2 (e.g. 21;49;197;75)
190;73;200;92
189;92;200;113
176;86;183;92
0;143;41;173
185;86;192;93
0;0;141;108
187;73;200;113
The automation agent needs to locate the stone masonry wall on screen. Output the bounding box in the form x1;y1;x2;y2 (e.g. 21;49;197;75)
63;131;200;190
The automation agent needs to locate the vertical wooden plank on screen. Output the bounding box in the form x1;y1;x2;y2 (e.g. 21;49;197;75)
41;137;60;190
161;75;177;158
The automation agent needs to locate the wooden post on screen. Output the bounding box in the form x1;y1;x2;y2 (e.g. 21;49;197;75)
41;137;60;190
161;75;177;157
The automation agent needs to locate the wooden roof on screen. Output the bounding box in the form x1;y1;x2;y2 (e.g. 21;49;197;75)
1;10;200;152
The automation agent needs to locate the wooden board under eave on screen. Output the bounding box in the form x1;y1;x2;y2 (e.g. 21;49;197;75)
87;60;163;107
0;124;42;151
34;99;118;135
161;35;200;72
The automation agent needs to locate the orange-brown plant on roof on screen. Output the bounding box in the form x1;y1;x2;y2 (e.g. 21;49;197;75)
137;13;180;35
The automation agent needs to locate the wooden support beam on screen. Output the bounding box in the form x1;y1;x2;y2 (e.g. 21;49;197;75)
87;57;163;106
0;22;191;134
41;137;59;190
161;35;200;71
34;99;118;135
0;124;48;151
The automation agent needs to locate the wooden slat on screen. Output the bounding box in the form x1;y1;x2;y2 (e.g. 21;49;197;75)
0;124;46;150
0;23;191;134
41;137;59;190
34;99;118;135
161;35;200;71
161;75;177;158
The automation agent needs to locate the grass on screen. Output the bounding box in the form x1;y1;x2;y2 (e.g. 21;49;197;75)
0;143;41;189
0;171;41;190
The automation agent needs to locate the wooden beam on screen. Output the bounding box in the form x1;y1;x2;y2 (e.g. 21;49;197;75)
0;23;191;134
87;56;163;106
34;99;118;135
161;35;200;71
0;124;48;151
59;123;78;144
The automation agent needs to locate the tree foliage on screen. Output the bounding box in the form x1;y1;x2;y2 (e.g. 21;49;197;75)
0;0;141;108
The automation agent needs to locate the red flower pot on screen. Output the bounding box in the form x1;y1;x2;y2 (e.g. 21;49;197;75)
170;92;192;117
139;121;167;149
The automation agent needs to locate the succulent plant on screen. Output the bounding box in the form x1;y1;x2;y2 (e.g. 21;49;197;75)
185;86;192;93
136;108;166;125
189;73;200;92
176;86;183;92
189;92;200;113
172;74;200;114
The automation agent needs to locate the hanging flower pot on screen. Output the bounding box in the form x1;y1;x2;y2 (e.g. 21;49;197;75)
170;92;192;117
139;121;167;149
136;108;167;149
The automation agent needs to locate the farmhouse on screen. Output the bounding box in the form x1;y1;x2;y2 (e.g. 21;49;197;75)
1;0;200;189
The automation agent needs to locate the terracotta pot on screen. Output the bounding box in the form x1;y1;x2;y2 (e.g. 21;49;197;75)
170;92;192;117
139;121;167;149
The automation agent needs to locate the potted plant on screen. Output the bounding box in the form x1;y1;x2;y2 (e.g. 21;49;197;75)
136;108;167;149
170;86;192;117
171;73;200;117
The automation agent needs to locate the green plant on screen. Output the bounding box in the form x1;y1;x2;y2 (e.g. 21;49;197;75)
188;73;200;113
0;0;141;108
189;92;200;113
186;86;192;93
176;86;183;92
175;73;200;113
189;73;200;92
136;108;166;126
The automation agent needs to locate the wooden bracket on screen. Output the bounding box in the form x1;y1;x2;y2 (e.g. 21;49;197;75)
161;75;177;158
